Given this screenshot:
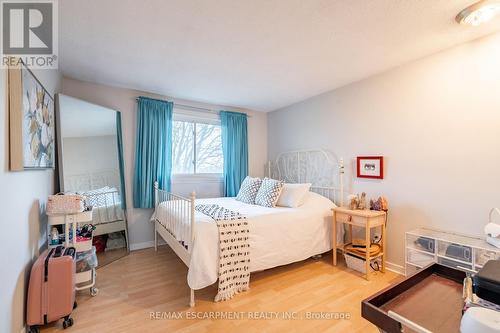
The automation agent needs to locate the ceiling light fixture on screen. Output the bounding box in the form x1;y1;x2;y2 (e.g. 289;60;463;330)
456;0;500;26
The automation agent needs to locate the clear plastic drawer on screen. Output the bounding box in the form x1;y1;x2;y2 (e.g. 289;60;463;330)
437;241;472;263
406;233;435;254
405;263;421;276
406;248;435;268
475;249;500;267
437;257;472;271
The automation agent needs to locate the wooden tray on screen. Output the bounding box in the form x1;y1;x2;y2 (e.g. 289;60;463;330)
362;263;466;333
344;243;381;257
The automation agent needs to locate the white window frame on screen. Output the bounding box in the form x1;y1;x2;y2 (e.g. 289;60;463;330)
171;107;223;181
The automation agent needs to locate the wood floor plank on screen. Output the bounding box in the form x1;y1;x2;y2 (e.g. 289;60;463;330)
41;246;402;332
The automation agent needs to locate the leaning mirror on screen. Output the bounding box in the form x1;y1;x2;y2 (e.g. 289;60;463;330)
56;94;129;267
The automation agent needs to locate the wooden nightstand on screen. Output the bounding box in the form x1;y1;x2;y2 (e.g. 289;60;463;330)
332;207;387;280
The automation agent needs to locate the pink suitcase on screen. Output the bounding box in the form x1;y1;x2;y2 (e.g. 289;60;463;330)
27;246;76;333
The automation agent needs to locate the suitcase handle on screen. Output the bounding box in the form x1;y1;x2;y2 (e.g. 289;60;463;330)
53;245;64;258
64;247;76;259
44;248;55;282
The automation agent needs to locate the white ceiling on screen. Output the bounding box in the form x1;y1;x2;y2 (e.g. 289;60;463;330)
59;0;500;112
59;94;117;138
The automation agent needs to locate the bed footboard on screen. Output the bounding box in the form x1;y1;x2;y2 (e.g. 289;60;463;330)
153;181;196;307
85;188;123;224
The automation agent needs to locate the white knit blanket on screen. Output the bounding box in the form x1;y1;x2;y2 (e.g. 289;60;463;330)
195;204;250;301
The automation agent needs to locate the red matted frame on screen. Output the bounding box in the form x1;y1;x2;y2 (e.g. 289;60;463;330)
357;156;384;179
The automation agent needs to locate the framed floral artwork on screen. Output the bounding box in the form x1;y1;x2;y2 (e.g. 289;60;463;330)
9;60;55;170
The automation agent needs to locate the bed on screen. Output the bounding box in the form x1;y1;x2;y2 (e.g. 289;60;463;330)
65;169;128;237
84;187;126;236
152;149;346;306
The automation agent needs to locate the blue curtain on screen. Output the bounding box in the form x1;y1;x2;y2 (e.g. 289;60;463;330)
133;97;173;208
220;111;248;197
116;112;127;209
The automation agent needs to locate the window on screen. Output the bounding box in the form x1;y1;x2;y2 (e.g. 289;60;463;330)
172;110;223;175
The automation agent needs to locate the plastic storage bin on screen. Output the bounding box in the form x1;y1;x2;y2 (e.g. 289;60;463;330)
407;234;435;254
344;253;380;274
406;228;500;276
476;249;500;267
76;247;98;273
406;248;435;268
438;257;472;270
405;263;420;276
438;241;472;263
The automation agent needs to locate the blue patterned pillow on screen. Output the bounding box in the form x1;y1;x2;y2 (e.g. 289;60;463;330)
236;177;262;204
255;178;284;208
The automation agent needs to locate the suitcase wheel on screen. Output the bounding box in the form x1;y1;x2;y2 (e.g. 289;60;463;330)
62;317;74;329
28;326;39;333
90;287;99;297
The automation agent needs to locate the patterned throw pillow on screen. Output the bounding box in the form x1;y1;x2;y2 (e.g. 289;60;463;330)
255;178;285;208
236;176;262;204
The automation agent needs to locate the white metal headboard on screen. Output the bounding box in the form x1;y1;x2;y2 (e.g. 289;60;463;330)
269;149;344;206
64;168;121;192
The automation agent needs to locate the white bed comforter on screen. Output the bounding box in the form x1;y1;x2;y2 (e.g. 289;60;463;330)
156;192;344;290
92;204;123;224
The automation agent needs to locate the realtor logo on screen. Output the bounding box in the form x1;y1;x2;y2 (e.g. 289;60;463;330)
1;0;58;68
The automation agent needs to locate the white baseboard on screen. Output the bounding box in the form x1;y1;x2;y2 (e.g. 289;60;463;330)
130;241;406;276
129;241;154;251
385;261;405;275
129;239;166;251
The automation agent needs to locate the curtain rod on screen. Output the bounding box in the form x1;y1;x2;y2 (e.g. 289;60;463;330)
176;103;219;114
134;97;251;117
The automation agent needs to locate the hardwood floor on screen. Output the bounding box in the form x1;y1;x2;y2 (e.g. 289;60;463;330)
96;247;129;268
42;246;402;333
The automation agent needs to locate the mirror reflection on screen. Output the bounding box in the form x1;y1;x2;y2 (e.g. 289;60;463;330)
58;94;129;267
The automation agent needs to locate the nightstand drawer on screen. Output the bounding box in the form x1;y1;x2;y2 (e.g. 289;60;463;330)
335;212;385;227
335;212;366;225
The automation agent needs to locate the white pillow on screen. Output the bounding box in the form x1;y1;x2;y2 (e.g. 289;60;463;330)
277;183;312;208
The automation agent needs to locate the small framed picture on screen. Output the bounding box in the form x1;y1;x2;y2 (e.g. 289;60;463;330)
357;156;384;179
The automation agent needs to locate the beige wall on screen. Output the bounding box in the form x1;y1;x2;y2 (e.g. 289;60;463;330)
268;32;500;270
62;135;120;190
61;78;268;249
0;68;60;333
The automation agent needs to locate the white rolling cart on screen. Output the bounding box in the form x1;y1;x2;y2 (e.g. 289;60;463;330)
47;209;99;296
